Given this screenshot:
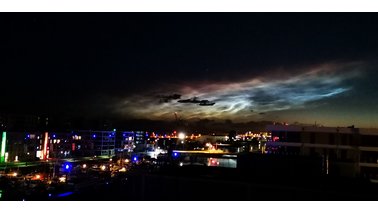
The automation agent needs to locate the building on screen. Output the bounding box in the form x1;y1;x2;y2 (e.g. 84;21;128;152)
0;129;117;162
266;124;378;180
117;131;134;152
134;131;147;145
74;130;116;156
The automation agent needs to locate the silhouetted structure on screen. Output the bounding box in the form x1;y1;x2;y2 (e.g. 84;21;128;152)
267;125;378;180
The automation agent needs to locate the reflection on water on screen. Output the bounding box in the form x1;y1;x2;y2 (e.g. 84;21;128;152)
207;158;237;168
179;155;237;168
57;191;74;197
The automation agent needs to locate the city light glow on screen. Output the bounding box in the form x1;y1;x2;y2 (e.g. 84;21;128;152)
178;132;185;140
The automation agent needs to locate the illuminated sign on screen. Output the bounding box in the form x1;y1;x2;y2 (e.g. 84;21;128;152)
0;132;6;163
43;132;49;160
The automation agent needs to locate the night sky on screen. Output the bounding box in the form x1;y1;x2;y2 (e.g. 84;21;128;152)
1;13;378;128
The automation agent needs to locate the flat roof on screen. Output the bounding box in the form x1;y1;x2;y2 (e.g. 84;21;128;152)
266;125;378;136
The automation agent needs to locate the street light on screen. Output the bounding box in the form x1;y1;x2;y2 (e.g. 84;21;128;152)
178;133;185;140
178;132;186;149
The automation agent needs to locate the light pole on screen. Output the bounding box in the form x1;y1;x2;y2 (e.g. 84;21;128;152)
178;132;185;150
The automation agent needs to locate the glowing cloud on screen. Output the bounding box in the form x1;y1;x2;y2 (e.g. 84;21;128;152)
115;62;362;122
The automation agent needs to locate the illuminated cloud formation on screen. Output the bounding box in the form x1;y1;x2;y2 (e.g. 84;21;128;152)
116;63;361;122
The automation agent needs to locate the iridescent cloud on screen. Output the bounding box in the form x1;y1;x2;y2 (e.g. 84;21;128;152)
115;62;362;121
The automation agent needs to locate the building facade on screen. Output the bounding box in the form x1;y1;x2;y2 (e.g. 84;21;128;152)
266;125;378;180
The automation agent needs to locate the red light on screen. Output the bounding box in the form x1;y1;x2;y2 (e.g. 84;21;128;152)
32;174;42;180
43;132;49;160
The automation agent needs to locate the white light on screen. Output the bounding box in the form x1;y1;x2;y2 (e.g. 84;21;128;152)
101;165;106;171
59;176;66;182
12;172;17;177
125;159;130;163
178;132;185;140
82;164;87;169
179;162;183;167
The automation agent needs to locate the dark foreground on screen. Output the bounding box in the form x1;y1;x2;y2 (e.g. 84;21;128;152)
72;168;378;201
2;152;378;201
2;166;378;201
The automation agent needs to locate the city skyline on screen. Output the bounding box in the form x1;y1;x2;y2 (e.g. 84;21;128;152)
1;13;378;128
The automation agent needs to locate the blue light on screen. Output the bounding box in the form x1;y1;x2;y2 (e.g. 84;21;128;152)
27;134;30;138
53;134;56;138
133;157;137;161
93;134;96;138
63;163;72;171
57;192;74;197
173;152;178;157
48;193;52;197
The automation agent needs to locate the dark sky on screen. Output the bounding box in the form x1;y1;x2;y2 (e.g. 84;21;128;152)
1;13;378;128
